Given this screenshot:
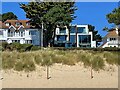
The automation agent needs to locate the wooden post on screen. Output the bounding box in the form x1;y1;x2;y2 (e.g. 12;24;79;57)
47;65;49;79
91;64;93;79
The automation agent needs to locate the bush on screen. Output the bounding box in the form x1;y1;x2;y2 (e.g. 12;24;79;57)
92;55;105;71
14;61;24;71
34;54;42;65
31;46;41;51
2;42;9;51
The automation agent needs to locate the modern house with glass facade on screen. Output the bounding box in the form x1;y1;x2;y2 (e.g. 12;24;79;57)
54;24;96;48
0;20;43;46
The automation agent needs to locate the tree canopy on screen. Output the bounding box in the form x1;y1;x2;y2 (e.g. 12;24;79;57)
2;12;18;22
0;14;2;21
106;7;120;26
88;25;102;46
20;2;77;46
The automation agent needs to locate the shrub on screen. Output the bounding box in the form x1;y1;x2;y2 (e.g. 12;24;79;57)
2;52;16;69
92;55;105;71
103;52;118;65
34;54;42;65
2;42;9;51
31;46;41;51
14;61;24;71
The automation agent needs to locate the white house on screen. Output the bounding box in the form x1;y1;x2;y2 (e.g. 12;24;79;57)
0;20;43;46
101;28;119;48
54;24;96;48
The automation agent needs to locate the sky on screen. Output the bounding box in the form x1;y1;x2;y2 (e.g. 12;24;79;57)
1;2;119;37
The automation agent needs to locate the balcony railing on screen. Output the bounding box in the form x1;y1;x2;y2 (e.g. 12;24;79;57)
8;33;25;37
108;41;120;45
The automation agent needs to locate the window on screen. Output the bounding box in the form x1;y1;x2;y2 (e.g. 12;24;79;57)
70;35;76;43
0;31;3;35
79;35;91;47
26;22;30;26
5;22;11;26
15;22;21;26
60;28;66;33
25;40;32;44
57;35;66;41
110;38;116;41
12;40;20;43
77;27;86;33
70;26;76;33
29;31;36;35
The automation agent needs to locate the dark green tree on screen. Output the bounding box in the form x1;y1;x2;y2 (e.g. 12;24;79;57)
0;14;2;21
88;25;102;47
20;2;77;46
2;12;18;22
106;7;120;26
103;7;120;32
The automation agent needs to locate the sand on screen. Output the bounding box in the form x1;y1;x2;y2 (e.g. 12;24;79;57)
1;63;118;88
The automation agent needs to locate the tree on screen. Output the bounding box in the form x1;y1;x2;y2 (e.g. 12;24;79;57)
106;7;120;26
2;12;18;22
104;7;120;32
20;2;77;46
0;14;2;21
88;25;102;47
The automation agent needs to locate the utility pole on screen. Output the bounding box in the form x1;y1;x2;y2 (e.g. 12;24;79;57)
41;21;43;47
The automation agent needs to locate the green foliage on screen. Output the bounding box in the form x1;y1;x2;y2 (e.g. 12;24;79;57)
41;54;53;66
92;55;105;71
103;52;119;65
2;12;18;22
106;7;120;25
34;54;42;65
88;25;102;42
2;52;16;69
14;61;24;71
2;42;9;51
2;42;33;52
0;14;2;21
31;46;41;51
20;2;77;46
2;49;119;72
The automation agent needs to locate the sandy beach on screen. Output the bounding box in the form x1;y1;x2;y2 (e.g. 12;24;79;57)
1;63;118;88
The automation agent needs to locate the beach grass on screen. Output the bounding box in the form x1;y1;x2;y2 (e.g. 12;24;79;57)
1;49;119;72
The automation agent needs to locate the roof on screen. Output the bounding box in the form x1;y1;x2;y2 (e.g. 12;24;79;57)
0;20;32;29
105;29;118;38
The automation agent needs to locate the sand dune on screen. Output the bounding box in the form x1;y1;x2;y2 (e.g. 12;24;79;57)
1;64;118;88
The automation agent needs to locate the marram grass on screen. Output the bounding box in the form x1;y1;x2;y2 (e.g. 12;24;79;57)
1;49;119;72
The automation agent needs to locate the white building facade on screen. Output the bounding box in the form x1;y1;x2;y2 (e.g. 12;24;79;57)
0;20;43;46
54;24;96;48
101;28;119;48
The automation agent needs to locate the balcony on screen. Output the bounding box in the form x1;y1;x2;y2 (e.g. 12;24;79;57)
108;41;120;45
8;33;25;37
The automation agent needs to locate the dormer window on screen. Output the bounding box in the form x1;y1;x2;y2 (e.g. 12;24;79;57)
15;22;21;26
5;22;11;26
26;22;30;26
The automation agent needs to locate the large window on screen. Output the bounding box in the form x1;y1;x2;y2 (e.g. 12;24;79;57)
70;26;76;33
57;35;66;41
60;28;66;33
30;31;36;35
77;27;86;33
70;35;75;43
0;31;3;36
79;35;91;47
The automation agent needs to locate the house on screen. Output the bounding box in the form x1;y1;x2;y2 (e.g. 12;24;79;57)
0;20;43;46
54;24;96;48
101;28;119;48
